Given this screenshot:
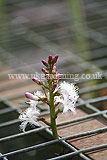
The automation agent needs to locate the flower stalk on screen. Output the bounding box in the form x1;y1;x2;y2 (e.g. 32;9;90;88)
49;82;62;154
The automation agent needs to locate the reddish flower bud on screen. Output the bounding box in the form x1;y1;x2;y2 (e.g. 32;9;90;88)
53;66;57;72
48;55;53;64
42;68;47;73
52;54;59;63
32;78;41;84
45;74;50;79
42;60;48;67
42;97;47;101
51;83;57;91
56;74;63;79
25;92;35;100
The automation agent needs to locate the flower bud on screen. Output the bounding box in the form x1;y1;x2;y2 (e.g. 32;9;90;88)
48;55;52;64
25;92;36;100
51;83;57;91
56;74;63;79
42;97;47;101
32;78;41;84
52;54;59;64
53;66;57;72
42;60;48;67
45;74;50;79
42;68;48;73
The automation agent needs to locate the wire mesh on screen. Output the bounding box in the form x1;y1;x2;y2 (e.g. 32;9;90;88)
0;0;107;159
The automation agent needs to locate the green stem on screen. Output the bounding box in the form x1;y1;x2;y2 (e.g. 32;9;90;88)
50;90;58;139
49;84;62;154
48;63;63;154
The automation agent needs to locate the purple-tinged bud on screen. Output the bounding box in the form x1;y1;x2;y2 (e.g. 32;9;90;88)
51;83;57;92
25;92;35;100
52;54;59;64
56;74;63;79
42;60;48;67
42;68;48;73
32;78;41;84
33;78;45;86
45;74;50;79
48;55;53;64
53;66;57;72
42;97;47;101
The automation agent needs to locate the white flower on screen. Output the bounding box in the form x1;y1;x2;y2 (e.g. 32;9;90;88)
34;91;45;99
19;107;40;132
58;95;76;114
59;81;79;101
54;95;63;104
55;81;79;114
26;100;38;108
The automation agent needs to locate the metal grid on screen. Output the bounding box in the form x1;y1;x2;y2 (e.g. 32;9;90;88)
0;0;107;159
